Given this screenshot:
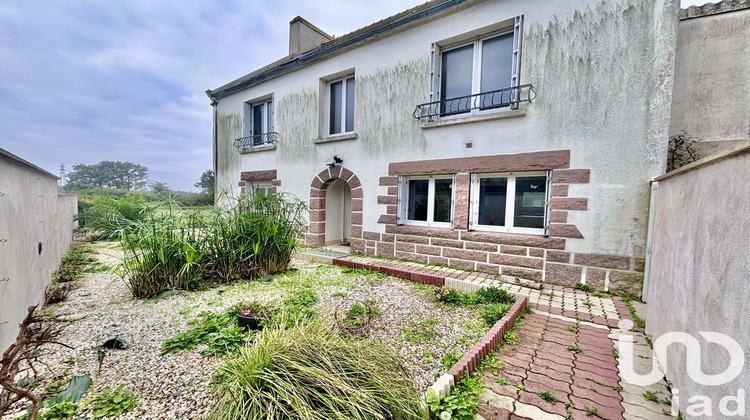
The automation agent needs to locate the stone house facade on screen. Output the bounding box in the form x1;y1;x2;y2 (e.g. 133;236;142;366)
207;0;679;297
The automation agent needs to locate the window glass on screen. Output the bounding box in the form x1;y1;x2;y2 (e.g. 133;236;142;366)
407;179;429;221
480;33;514;108
433;179;452;223
345;77;355;132
329;80;343;135
440;44;473;114
253;104;264;145
514;176;546;228
266;101;274;133
478;177;507;226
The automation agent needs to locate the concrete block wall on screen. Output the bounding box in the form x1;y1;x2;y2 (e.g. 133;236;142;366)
0;149;77;352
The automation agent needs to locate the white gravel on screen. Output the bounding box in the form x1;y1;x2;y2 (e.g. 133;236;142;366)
2;242;485;419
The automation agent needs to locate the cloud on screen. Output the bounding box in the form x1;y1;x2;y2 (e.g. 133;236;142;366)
0;0;422;190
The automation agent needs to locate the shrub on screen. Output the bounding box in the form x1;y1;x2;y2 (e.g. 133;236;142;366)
210;316;424;420
161;310;252;357
76;193;154;239
117;192;307;298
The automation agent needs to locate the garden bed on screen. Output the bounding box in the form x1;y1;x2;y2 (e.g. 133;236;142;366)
2;242;487;419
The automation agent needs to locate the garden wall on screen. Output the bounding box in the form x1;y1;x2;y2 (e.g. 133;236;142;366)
645;141;750;418
0;149;78;351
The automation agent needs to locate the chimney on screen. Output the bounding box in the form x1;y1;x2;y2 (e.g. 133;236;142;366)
289;16;333;56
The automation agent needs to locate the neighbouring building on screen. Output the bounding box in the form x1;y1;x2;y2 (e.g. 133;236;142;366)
0;149;77;351
669;0;750;157
207;0;680;297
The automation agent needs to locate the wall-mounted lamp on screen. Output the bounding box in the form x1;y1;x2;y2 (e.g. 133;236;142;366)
327;155;344;167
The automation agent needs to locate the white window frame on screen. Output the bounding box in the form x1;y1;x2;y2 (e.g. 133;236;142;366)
398;175;454;228
327;75;355;136
242;96;274;143
431;15;523;119
469;171;549;235
247;181;272;196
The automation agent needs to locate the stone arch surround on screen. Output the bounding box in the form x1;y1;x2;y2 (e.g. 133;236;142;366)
306;166;363;247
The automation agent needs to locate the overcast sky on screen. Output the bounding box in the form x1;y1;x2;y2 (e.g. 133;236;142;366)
0;0;710;191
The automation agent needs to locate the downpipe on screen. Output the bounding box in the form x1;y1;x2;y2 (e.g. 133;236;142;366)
641;180;659;302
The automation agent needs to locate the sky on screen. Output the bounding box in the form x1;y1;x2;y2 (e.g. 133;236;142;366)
0;0;711;191
0;0;423;191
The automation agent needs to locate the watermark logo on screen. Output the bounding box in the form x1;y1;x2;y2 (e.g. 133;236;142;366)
616;320;746;417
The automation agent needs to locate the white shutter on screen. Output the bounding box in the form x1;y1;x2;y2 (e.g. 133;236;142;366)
511;15;524;109
450;174;456;227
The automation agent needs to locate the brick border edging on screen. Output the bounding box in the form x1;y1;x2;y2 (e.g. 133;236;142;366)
331;258;446;286
447;295;527;383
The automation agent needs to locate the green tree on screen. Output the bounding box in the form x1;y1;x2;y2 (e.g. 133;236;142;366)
195;169;215;196
149;181;170;200
64;161;149;191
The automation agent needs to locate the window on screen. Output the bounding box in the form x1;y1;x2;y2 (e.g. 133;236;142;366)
328;75;355;135
398;176;454;227
242;97;274;146
247;181;272;196
469;172;549;235
433;16;522;117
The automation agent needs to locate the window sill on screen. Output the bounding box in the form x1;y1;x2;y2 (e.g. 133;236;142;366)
419;104;527;129
315;133;358;144
239;144;276;154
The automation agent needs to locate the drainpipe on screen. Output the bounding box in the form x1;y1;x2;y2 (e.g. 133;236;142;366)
205;90;218;205
641;180;659;302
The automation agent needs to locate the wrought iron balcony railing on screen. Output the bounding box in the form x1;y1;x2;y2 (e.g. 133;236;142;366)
234;132;279;149
412;84;536;121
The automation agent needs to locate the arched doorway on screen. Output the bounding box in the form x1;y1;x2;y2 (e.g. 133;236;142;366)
325;179;351;245
307;166;363;248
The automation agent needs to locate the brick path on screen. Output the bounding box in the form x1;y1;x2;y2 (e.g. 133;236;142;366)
327;255;674;420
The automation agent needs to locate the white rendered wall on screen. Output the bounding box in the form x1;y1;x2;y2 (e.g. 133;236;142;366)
214;0;677;259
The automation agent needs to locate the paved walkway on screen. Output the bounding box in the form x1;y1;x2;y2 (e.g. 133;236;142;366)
320;254;674;420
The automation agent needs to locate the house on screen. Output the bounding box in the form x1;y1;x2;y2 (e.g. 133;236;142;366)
206;0;679;298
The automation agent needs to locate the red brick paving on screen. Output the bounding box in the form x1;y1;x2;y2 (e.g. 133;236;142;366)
484;313;625;419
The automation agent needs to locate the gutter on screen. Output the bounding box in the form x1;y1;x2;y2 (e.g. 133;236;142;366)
205;90;218;202
207;0;473;100
641;180;659;302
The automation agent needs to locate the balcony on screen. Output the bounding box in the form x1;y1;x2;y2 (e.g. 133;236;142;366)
412;84;536;121
233;132;278;150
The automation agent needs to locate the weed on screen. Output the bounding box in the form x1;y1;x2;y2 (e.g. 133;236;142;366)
502;331;518;345
331;291;347;298
493;377;510;386
622;298;646;329
574;283;594;293
515;384;525;390
566;326;579;333
582;299;594;308
89;385;138;418
426;374;483;420
567;345;583;354
442;352;460;369
480;303;512;327
161;310;251;357
539;391;557;404
585;406;603;418
41;397;77;420
404;318;438;344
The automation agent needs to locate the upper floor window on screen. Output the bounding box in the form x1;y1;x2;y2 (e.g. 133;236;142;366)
328;75;355;135
413;16;528;121
440;31;514;115
469;171;549;235
239;96;275;148
398;175;453;227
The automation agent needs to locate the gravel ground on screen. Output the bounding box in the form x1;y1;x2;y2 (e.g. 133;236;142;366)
2;242;485;419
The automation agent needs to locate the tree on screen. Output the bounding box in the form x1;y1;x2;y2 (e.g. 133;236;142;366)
149;181;170;200
64;161;149;192
195;169;215;196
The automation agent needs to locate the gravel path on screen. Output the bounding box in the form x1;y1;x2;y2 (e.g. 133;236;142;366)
3;242;485;419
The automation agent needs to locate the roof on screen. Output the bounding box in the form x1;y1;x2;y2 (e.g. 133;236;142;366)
0;148;59;179
679;0;750;20
206;0;475;101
